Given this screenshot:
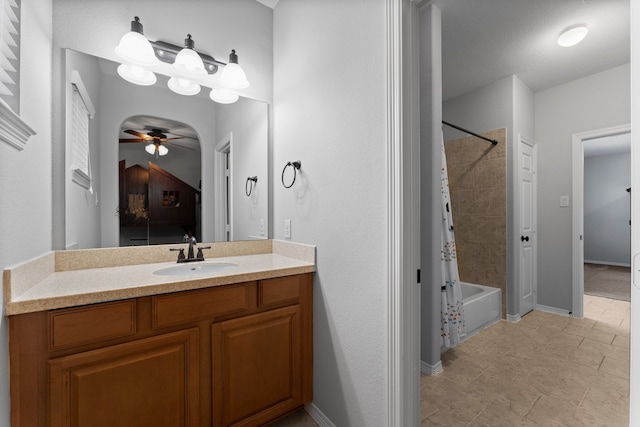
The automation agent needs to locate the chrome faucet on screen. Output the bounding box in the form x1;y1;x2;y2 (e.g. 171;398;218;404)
170;235;211;263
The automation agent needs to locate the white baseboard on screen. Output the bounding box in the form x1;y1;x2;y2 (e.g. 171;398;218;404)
506;314;521;323
585;260;631;268
536;304;571;317
305;402;336;427
65;242;79;250
420;360;443;376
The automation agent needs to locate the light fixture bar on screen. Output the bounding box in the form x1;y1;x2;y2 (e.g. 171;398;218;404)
149;40;226;74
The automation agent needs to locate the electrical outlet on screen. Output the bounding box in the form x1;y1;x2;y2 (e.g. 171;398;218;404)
260;219;265;236
284;219;291;239
560;195;570;207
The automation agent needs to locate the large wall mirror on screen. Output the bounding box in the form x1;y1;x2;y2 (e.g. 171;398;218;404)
63;49;269;249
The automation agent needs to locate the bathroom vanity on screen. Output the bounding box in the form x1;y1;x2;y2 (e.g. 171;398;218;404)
4;240;315;427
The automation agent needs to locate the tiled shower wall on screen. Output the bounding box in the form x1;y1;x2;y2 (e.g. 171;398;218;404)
445;128;507;318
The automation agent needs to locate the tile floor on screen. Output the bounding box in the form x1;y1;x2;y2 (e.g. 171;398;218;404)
421;294;630;426
274;295;630;426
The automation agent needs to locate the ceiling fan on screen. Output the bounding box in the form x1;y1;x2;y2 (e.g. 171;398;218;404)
119;128;195;157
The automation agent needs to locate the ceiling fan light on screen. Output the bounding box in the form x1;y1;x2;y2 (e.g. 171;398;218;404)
173;35;207;78
209;87;239;104
115;17;159;67
117;63;157;86
145;143;156;155
219;50;250;90
558;26;588;47
158;145;169;156
168;77;201;96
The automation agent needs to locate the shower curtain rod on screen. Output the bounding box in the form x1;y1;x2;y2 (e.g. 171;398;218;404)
442;120;499;146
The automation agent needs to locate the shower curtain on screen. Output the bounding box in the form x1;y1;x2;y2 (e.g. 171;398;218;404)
440;132;466;348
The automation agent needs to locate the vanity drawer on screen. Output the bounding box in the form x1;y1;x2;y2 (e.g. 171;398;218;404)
152;282;255;328
258;276;301;308
48;301;136;351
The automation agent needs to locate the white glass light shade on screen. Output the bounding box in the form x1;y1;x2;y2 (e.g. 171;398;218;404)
209;88;239;104
219;63;249;90
115;30;159;67
558;26;588;47
117;64;157;86
145;143;168;156
173;48;207;78
168;77;201;96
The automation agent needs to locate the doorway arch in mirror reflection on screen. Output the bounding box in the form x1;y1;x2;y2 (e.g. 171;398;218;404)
118;115;202;246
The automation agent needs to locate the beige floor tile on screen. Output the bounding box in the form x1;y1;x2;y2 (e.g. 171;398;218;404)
421;299;630;427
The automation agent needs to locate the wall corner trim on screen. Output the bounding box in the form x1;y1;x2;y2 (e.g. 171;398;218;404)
420;360;443;376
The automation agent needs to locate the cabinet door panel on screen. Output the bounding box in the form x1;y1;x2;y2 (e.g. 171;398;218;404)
49;329;199;427
212;306;301;426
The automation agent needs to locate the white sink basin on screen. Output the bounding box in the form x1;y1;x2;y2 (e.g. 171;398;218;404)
153;262;238;277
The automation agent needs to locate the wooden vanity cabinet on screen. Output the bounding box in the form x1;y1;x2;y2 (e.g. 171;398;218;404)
8;273;313;427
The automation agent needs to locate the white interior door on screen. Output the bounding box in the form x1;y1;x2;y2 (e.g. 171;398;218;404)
519;135;537;315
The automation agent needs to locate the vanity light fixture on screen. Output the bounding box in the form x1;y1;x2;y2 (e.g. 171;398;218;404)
115;17;250;103
219;50;250;90
209;87;239;104
115;17;159;86
145;141;169;158
557;25;588;47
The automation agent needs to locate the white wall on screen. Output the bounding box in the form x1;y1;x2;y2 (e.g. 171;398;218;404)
535;64;630;311
584;151;631;265
65;49;102;249
215;98;269;241
274;0;389;424
0;1;53;426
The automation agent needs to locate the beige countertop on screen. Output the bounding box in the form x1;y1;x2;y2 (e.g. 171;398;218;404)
4;240;315;316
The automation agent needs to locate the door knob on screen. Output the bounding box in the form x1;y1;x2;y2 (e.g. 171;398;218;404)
521;235;529;242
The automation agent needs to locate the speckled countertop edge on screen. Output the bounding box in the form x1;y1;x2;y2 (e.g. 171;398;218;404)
4;240;315;316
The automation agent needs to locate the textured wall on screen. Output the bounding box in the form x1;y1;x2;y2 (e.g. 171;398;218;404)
446;128;507;317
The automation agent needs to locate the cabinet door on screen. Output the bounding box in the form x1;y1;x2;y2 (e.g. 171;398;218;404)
49;329;199;427
212;306;302;427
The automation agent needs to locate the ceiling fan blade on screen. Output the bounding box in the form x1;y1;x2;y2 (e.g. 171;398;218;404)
164;141;195;151
124;129;149;139
119;138;147;143
164;137;185;141
166;132;199;140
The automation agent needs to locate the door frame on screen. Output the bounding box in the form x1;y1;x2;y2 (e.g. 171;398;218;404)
515;134;538;318
571;124;630;318
214;133;232;242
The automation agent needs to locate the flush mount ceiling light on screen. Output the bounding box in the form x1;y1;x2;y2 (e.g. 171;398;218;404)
115;16;250;104
558;26;589;47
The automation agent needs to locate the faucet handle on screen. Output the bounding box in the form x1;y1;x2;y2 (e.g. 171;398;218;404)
196;246;211;260
170;248;186;262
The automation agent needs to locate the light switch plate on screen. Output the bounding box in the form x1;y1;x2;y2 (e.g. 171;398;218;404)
560;195;570;207
260;219;265;236
284;219;291;239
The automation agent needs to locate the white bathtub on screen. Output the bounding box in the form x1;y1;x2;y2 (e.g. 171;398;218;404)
460;282;501;340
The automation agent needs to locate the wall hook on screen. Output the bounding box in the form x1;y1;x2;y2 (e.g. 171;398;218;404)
245;176;258;196
282;160;301;189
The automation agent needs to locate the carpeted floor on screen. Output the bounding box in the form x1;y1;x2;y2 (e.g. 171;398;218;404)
584;263;631;302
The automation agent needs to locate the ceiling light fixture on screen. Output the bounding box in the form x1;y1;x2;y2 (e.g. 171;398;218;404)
557;26;588;47
115;17;250;104
145;141;169;158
